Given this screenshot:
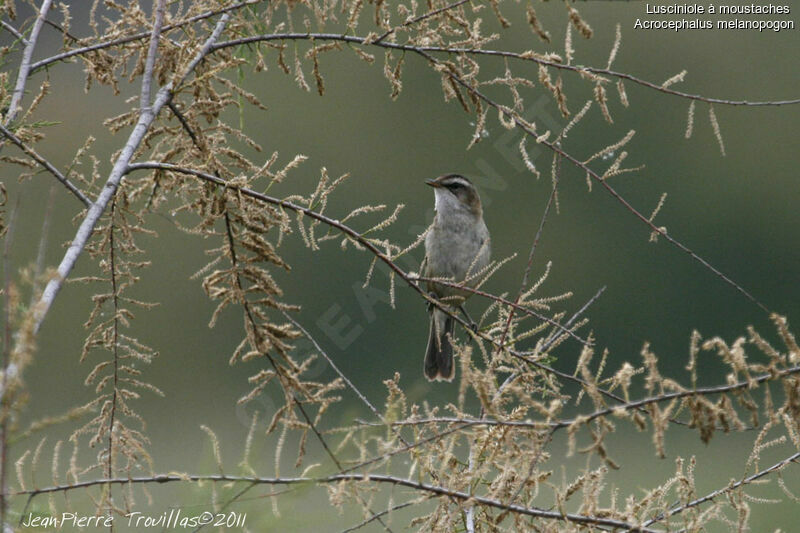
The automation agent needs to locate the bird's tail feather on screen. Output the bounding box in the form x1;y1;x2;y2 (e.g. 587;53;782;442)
424;309;455;382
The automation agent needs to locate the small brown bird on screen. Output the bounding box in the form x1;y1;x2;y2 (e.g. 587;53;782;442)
423;174;491;381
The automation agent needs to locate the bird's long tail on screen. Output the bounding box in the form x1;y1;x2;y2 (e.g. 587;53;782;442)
424;308;455;382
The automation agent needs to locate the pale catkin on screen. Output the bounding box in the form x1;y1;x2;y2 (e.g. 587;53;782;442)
709;104;726;156
526;4;551;42
662;69;687;88
607;24;621;69
560;99;592;139
617;80;629;107
520;136;541;179
685;100;696;139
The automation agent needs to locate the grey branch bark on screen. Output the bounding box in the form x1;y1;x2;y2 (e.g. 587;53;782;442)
140;0;168;112
0;20;28;45
4;0;53;126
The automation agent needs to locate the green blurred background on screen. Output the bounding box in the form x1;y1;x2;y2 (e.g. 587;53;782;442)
3;1;799;530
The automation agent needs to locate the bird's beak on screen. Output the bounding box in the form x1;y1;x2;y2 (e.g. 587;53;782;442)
425;179;440;188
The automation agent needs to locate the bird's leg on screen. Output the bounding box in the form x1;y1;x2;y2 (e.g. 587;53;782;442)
458;304;478;333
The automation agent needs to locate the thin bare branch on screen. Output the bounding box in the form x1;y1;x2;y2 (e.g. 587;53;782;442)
538;285;605;353
13;473;664;532
0;19;28;45
416;276;590;345
279;310;411;447
4;0;53;126
360;364;800;432
341;500;420;533
496;155;560;354
374;0;471;44
643;451;800;528
0;123;91;207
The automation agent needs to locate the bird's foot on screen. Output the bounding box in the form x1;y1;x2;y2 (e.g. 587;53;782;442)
427;291;438;312
458;305;478;333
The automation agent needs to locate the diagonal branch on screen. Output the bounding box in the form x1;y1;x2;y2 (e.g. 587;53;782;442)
642;450;800;528
0;19;28;45
374;0;471;44
496;157;560;354
0;123;91;207
4;0;53;126
126;161;588;352
279;310;411;448
341;500;421;533
140;0;167;112
359;363;800;432
32;13;232;334
415;276;590;345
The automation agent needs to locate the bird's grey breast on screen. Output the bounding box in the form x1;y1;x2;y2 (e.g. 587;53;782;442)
425;212;490;297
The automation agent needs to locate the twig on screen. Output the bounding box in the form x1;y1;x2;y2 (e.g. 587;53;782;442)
0;19;28;45
496;156;559;354
341;500;421;533
26;29;799;107
42;17;81;44
140;0;168;112
538;285;604;353
374;0;471;44
102;200;121;524
206;33;800;107
642;451;800;528
280;310;411;447
12;473;664;532
4;0;53;126
215;156;394;533
416;276;590;346
167;101;199;147
494;428;554;524
0;123;91;207
32;13;232;334
290;393;396;533
467;155;558;532
357;363;800;431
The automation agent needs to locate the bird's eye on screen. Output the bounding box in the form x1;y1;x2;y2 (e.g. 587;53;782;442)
446;182;462;190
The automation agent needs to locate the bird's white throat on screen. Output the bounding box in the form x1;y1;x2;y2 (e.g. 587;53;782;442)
433;188;465;215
